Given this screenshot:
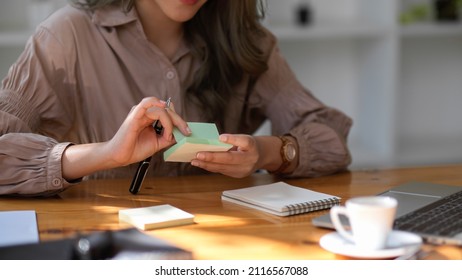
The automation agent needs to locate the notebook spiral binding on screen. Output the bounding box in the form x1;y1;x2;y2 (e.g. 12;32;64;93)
286;197;340;216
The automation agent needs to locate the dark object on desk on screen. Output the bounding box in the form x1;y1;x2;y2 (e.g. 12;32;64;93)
434;0;460;22
129;158;151;194
0;228;192;260
312;182;462;246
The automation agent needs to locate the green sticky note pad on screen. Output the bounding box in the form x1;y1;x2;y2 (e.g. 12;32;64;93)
163;122;232;162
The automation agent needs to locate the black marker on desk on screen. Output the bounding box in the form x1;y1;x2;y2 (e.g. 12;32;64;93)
129;97;171;194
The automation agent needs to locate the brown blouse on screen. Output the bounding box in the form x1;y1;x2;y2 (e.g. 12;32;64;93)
0;5;352;196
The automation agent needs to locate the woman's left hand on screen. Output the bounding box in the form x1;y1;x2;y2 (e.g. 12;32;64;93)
191;134;261;178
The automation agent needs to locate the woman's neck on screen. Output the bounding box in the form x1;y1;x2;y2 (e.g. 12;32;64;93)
135;0;184;60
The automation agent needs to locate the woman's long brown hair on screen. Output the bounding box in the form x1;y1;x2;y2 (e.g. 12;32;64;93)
71;0;269;126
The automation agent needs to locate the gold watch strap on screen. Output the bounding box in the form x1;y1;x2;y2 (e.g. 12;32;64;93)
269;136;292;175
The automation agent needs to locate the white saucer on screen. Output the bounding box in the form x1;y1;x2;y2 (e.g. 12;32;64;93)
319;230;423;259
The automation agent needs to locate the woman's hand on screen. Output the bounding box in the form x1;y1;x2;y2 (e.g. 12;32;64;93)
191;134;284;178
106;97;191;165
62;97;191;180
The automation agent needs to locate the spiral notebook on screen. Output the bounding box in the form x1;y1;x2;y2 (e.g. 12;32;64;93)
222;182;340;216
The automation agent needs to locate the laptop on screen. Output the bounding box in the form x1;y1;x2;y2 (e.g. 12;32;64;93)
312;181;462;246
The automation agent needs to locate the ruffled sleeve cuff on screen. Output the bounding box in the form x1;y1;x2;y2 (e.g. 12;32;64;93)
285;110;352;178
0;133;81;196
46;142;82;195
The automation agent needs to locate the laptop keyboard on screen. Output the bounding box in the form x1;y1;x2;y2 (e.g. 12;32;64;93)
393;190;462;237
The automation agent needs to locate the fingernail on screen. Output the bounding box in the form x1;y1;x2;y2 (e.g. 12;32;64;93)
196;153;205;160
185;126;192;134
191;160;199;167
219;134;228;142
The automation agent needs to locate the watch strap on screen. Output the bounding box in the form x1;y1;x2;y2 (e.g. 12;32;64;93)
269;136;294;175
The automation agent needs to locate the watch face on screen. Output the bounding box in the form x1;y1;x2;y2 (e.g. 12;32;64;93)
285;143;296;161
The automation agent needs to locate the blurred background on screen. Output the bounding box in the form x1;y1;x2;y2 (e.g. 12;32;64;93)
1;0;461;170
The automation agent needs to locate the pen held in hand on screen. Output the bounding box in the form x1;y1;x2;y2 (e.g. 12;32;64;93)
153;97;171;135
129;97;171;195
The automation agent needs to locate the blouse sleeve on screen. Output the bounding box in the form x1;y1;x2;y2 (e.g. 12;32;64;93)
252;36;353;178
0;26;78;196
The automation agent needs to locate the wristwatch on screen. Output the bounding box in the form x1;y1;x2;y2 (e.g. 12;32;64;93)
271;135;297;174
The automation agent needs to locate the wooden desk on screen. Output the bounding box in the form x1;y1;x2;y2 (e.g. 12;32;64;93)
1;164;462;260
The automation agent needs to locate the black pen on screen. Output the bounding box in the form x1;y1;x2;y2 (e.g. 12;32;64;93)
129;97;171;194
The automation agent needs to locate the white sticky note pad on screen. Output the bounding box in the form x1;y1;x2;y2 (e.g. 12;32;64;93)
119;204;195;230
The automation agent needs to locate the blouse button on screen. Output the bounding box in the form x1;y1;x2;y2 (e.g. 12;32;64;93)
52;178;62;187
165;70;176;80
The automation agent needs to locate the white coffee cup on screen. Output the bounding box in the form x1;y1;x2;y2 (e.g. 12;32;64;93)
330;196;397;250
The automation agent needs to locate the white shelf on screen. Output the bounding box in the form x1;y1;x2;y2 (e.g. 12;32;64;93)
266;0;462;169
268;23;392;40
269;22;462;41
400;23;462;37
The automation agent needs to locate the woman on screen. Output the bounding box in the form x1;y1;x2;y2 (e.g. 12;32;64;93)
0;0;352;196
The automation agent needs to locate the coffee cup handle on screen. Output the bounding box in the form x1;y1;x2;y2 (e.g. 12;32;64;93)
330;206;355;244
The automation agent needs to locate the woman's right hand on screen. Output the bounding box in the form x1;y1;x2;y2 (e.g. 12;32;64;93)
106;97;191;166
62;97;191;180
